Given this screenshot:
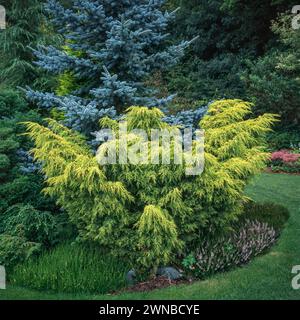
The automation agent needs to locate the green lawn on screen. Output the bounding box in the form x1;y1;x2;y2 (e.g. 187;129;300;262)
1;173;299;300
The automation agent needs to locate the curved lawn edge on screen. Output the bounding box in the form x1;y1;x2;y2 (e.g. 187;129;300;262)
1;173;300;300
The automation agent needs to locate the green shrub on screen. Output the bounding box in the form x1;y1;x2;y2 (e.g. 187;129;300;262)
0;0;60;88
267;130;300;151
0;109;67;270
165;0;294;102
3;204;58;246
243;14;300;128
0;176;47;214
0;234;41;271
0;89;28;118
24;99;276;273
0;111;59;215
241;201;290;232
166;54;247;101
11;243;130;294
270;164;300;174
0;154;10;171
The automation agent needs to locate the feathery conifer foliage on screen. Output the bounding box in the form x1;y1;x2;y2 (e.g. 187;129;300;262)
0;0;59;88
243;13;300;128
24;100;277;273
165;0;295;101
24;0;192;134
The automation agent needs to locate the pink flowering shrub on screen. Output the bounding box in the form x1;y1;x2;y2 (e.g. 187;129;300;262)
271;150;300;163
270;150;300;173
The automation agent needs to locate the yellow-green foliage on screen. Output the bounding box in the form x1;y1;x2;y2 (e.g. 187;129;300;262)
56;71;78;97
136;205;182;274
55;46;82;115
49;108;65;121
24;100;277;272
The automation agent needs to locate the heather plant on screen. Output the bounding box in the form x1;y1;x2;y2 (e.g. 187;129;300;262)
24;99;276;274
271;150;300;164
182;220;277;279
269;150;300;173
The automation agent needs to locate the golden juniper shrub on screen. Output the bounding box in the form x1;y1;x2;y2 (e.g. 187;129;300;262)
136;205;182;275
23;100;277;272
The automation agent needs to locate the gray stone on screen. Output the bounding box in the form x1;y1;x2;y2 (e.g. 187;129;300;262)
126;269;137;285
156;267;182;280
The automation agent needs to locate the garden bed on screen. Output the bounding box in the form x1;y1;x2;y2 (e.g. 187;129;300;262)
1;173;299;300
265;167;300;176
7;199;289;295
116;276;190;294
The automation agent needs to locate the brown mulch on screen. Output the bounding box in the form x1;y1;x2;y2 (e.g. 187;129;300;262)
265;167;300;176
112;276;191;294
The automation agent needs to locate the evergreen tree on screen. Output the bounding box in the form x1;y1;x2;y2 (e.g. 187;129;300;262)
24;0;193;134
165;0;295;101
243;14;300;128
0;0;59;88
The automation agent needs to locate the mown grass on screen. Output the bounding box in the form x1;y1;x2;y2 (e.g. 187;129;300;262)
0;173;299;300
10;243;129;295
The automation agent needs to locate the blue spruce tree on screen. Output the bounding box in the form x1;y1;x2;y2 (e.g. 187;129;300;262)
24;0;198;134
